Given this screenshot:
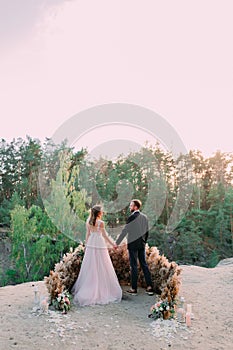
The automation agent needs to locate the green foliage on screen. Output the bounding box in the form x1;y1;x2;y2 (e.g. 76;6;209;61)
9;204;76;284
43;149;89;242
0;137;233;283
10;205;36;282
159;210;205;265
0;192;25;226
0;137;42;207
207;250;220;268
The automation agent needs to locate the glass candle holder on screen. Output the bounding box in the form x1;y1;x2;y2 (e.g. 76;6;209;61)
187;304;192;313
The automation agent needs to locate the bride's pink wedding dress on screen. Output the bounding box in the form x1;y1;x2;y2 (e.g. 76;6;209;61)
72;220;122;306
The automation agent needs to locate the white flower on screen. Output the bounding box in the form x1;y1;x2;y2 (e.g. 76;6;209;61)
159;307;163;311
166;306;170;310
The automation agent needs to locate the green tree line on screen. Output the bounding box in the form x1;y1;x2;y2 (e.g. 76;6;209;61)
0;137;232;285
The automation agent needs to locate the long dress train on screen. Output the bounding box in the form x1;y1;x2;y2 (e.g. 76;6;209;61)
72;220;122;306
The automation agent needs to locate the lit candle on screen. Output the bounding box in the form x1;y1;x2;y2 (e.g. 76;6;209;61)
186;311;191;327
40;298;49;313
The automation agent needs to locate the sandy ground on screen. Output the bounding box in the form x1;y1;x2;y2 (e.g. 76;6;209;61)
1;260;233;350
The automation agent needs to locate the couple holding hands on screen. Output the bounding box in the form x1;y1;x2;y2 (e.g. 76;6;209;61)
72;199;154;306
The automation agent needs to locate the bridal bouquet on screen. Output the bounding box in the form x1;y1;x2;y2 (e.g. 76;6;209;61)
52;290;71;314
149;299;176;320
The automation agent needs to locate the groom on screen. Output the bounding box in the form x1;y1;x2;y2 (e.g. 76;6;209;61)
116;199;154;295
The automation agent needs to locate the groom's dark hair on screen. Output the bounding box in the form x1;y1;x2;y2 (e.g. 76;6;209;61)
131;199;142;209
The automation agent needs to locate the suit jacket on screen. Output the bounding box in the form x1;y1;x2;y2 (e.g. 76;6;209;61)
116;211;149;250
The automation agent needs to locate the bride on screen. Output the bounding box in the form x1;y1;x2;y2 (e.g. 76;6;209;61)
72;205;122;306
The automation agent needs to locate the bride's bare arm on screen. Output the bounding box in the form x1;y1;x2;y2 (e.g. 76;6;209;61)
100;222;116;247
85;222;91;242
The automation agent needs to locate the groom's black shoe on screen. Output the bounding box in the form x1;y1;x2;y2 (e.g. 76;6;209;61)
126;289;137;295
145;287;154;295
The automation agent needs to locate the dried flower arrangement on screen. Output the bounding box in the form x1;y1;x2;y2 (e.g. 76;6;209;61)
108;244;181;303
45;243;181;312
44;244;85;304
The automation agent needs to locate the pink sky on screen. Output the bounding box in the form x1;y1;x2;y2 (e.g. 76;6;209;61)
0;0;232;157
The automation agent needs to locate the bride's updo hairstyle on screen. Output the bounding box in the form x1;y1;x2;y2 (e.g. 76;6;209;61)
89;205;102;226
